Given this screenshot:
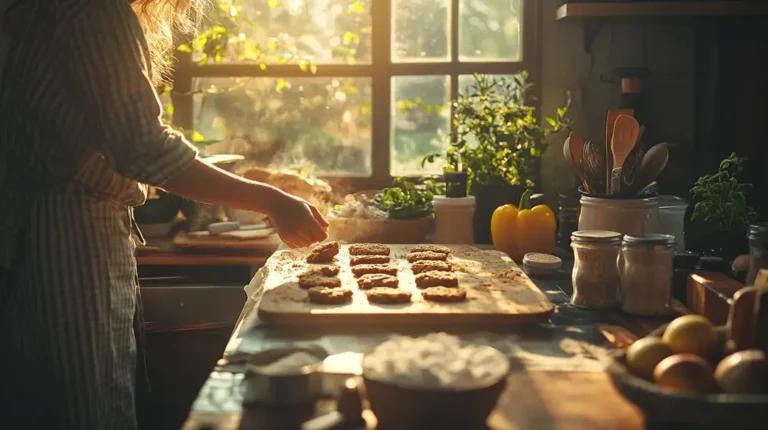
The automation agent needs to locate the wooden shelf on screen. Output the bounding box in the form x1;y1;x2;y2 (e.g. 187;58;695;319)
556;1;768;21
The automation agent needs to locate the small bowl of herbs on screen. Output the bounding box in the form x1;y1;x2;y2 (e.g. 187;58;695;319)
328;178;441;244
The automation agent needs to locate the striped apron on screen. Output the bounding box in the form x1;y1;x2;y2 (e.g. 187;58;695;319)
0;4;149;429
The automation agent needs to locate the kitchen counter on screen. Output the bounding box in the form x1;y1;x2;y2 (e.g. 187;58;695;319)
181;253;686;430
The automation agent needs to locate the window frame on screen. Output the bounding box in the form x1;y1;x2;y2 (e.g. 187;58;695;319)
170;0;542;190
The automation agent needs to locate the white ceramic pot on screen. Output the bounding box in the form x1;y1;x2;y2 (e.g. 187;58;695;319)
578;196;661;237
657;196;688;252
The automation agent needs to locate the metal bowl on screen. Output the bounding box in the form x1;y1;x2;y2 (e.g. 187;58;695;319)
243;346;328;405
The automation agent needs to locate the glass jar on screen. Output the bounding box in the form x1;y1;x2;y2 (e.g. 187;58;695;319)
620;234;676;316
557;193;580;250
747;223;768;286
570;230;622;309
657;196;688;252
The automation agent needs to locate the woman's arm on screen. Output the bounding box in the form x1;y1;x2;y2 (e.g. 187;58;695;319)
162;159;329;248
59;0;327;247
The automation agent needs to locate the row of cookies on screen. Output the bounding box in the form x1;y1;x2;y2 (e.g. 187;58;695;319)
302;241;400;304
300;242;466;304
406;245;468;303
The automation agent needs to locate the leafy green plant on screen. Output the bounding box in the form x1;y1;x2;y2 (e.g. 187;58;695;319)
371;177;443;220
690;152;756;232
422;72;569;188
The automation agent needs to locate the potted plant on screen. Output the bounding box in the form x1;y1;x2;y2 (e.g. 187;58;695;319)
687;153;756;263
328;177;443;244
423;73;569;243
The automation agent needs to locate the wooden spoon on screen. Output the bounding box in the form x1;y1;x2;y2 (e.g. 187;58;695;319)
610;115;640;194
605;109;634;192
629;142;669;194
564;131;591;193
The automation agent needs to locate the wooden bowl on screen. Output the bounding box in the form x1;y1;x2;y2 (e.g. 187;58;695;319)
327;215;433;244
363;372;508;429
606;347;768;429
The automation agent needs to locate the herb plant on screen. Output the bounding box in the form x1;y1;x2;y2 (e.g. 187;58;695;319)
422;72;569;189
371;177;443;220
690;152;756;232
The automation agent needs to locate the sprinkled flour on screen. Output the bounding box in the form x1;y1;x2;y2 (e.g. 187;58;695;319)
253;351;323;375
362;333;509;389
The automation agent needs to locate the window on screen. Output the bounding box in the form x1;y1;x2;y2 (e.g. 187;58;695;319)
170;0;540;188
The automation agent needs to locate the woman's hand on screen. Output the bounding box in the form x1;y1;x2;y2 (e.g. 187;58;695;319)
161;158;328;248
268;192;329;249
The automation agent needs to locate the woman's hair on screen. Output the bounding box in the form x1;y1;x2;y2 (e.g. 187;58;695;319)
131;0;207;85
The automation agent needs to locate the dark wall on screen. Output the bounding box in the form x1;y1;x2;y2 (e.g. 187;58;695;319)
695;16;768;219
540;0;768;220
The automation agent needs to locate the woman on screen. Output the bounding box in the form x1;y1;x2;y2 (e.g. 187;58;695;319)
0;0;328;428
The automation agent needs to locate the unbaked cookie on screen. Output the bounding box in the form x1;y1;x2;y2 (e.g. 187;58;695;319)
351;264;398;277
411;260;451;274
350;255;390;266
406;251;449;263
357;273;399;290
415;270;458;288
410;245;451;254
366;287;412;304
349;243;390;256
298;275;342;290
307;287;353;304
306;241;341;263
421;287;467;303
298;265;340;280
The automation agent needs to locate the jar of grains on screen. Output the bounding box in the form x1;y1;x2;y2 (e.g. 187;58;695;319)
570;230;623;309
619;234;676;316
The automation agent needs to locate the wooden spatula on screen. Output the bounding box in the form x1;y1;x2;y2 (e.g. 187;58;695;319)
605;109;633;192
610;115;640;194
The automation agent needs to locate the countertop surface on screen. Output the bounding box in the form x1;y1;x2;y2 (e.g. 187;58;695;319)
181;247;680;430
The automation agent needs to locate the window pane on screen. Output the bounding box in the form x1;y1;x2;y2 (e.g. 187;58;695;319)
459;0;522;62
193;77;372;176
391;76;450;176
457;74;518;148
194;0;372;65
458;74;517;94
392;0;449;62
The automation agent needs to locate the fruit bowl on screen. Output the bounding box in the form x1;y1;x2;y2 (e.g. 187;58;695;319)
606;323;768;430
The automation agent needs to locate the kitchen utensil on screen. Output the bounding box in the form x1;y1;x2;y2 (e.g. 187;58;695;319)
243;346;328;405
258;244;554;326
564;132;591;193
621;145;644;188
582;140;605;194
610;115;640;194
605;109;634;190
629;142;669;194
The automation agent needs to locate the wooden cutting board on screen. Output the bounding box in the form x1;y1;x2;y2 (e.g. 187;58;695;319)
173;230;280;252
258;244;554;326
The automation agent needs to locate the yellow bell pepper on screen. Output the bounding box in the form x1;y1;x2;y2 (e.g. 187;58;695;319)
490;189;556;261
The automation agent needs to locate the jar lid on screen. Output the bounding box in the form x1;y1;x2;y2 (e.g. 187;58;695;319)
748;222;768;240
623;234;676;246
522;253;562;270
571;230;622;243
433;195;476;207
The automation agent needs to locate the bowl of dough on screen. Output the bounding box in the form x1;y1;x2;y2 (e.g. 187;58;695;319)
362;333;510;428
